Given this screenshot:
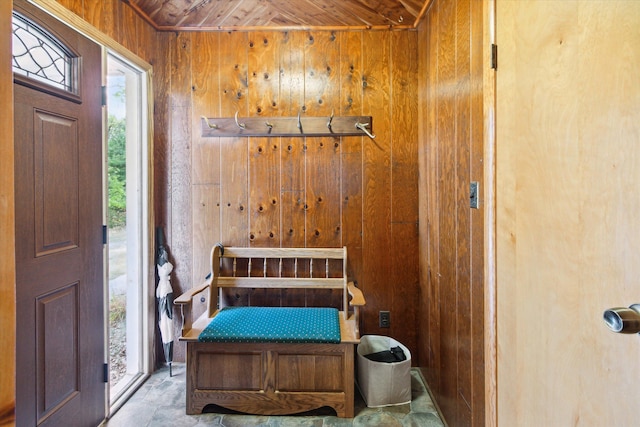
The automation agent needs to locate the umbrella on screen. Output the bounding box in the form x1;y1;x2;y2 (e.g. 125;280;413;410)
156;227;174;376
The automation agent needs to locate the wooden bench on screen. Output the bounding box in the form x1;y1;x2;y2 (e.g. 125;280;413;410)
174;245;365;417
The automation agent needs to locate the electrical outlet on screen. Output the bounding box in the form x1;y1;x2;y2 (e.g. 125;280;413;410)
379;311;390;328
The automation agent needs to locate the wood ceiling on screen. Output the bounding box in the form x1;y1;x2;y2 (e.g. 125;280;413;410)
124;0;433;31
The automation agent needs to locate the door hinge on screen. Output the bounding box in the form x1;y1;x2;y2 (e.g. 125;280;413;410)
102;225;107;245
103;363;109;383
491;44;498;70
101;85;107;106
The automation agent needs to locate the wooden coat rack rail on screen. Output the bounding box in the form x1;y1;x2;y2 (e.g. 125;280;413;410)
201;113;375;139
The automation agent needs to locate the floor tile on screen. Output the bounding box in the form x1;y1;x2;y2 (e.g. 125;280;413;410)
103;365;445;427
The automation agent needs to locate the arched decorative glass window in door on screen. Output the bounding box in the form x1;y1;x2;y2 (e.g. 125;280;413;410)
12;11;76;94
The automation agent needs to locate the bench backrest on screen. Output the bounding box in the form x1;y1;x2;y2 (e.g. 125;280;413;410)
206;245;349;318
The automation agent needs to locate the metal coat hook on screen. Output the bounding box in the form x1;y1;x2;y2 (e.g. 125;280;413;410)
202;116;218;129
265;121;273;129
234;111;246;129
297;111;302;130
327;110;334;129
355;121;376;139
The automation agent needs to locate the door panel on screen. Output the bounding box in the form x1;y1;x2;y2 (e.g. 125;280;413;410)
497;1;640;425
13;1;105;425
34;110;79;255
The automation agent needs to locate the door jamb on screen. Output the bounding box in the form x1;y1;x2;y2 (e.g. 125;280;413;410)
483;0;498;426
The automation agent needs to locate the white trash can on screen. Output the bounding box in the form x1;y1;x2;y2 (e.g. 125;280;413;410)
356;335;412;407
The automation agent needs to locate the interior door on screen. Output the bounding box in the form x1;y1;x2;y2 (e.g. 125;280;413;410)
13;1;105;425
496;1;640;425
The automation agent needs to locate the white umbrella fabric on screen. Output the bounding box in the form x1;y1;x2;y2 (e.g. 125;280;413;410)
156;228;174;376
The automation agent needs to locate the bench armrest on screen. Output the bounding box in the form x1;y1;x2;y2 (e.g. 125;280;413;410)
347;281;365;337
347;282;365;306
174;278;211;337
174;280;210;305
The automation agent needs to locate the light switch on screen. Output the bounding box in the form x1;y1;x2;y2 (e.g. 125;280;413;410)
470;181;479;209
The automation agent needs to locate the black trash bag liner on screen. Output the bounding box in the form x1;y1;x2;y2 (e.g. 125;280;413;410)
363;345;407;363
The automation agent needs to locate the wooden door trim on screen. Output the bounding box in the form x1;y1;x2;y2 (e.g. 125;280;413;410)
483;0;497;426
0;1;16;425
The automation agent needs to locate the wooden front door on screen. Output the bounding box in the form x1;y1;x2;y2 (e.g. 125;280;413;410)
13;1;105;425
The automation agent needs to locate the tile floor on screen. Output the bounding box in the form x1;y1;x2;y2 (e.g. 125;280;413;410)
104;364;446;427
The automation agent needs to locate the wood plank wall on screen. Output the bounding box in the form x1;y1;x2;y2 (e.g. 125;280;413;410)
161;29;420;362
53;0;420;366
417;0;485;426
0;2;16;424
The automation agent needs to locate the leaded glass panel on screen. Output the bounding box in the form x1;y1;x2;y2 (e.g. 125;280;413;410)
12;12;74;92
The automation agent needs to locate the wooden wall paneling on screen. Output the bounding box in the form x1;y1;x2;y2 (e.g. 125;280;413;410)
83;0;104;36
416;17;430;379
218;31;250;306
248;136;281;306
0;1;16;423
470;0;486;424
248;31;282;118
454;0;472;424
191;32;221;318
279;31;306;306
98;0;123;43
54;0;82;17
304;31;341;307
120;1;138;53
390;30;419;357
191;32;221;187
303;31;337;118
219;31;249;246
425;1;441;393
136;18;157;66
436;0;458;422
305;136;342;308
247;31;282;305
169;31;193;301
338;31;364;297
248;30;281;247
153;32;172;256
361;31;392;337
417;0;486;424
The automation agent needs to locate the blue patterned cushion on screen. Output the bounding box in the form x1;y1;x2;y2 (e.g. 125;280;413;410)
198;306;341;344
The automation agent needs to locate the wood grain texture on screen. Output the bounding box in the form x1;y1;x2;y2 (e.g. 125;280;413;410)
338;31;364;291
0;1;15;424
471;1;488;425
497;2;640;426
482;1;496;425
186;342;355;417
390;30;419;349
418;0;486;425
169;31;193;288
454;1;472;424
361;30;393;340
162;27;420;359
191;32;221;315
120;1;138;53
126;0;428;31
153;31;172;259
54;0;82;16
